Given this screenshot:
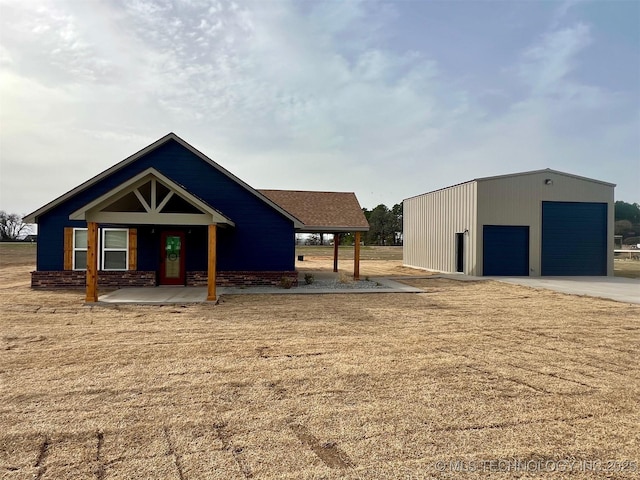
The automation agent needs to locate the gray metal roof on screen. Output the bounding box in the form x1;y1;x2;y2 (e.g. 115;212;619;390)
404;168;616;201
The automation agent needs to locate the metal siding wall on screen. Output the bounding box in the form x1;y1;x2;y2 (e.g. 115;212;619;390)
476;171;614;276
403;182;477;274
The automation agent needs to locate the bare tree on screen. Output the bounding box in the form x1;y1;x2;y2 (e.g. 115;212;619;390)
305;233;321;245
0;211;31;240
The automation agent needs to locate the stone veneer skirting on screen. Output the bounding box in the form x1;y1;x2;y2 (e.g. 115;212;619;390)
31;270;298;289
186;271;298;287
31;271;157;289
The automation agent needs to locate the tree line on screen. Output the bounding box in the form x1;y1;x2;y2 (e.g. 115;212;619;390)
2;200;638;244
615;201;640;245
361;203;403;245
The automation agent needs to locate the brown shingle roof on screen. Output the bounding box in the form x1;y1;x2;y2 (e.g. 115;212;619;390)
258;190;370;232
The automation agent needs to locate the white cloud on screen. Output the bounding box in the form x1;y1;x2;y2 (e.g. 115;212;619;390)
0;0;638;215
550;0;585;28
519;23;592;95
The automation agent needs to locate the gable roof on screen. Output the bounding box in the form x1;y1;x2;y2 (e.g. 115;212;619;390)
24;133;303;227
258;190;370;233
404;168;616;200
69;168;235;226
474;168;616;186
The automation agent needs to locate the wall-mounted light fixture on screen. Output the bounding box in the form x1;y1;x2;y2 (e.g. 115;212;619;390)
464;228;469;235
544;179;553;185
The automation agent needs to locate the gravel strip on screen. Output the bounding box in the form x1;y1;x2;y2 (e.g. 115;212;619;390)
298;279;383;290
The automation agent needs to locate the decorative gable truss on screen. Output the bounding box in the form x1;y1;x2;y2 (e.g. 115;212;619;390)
70;168;234;226
103;176;209;215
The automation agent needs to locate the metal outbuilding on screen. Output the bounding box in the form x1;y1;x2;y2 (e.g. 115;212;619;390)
403;169;615;276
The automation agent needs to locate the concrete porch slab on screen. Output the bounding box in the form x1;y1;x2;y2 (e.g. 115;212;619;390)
218;277;423;295
99;287;209;304
97;276;423;304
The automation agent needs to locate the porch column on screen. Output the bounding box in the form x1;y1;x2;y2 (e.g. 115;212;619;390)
207;224;217;301
86;221;98;302
333;233;340;272
354;231;361;280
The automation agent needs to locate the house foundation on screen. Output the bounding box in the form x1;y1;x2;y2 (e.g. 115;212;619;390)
31;270;298;289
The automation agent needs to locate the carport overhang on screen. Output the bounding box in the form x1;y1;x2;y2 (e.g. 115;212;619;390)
258;190;370;279
294;226;370;279
294;226;369;234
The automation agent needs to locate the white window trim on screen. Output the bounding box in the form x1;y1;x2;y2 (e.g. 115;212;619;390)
72;227;88;271
72;227;130;271
101;228;129;271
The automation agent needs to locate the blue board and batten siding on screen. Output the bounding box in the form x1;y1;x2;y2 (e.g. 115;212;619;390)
36;139;295;272
541;201;607;276
483;225;530;276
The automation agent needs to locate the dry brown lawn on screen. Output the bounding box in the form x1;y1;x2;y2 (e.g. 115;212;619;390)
1;244;639;479
614;259;640;279
295;246;426;278
299;245;640;279
296;245;405;261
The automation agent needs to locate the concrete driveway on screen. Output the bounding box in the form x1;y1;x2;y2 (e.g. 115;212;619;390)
493;276;640;304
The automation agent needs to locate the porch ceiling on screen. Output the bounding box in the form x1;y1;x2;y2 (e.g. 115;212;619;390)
69;168;234;226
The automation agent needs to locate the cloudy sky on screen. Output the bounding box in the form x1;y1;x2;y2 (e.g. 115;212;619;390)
1;0;638;217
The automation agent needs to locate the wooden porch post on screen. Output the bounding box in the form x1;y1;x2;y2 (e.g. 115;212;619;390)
333;233;340;272
354;231;361;280
207;224;217;301
86;221;98;302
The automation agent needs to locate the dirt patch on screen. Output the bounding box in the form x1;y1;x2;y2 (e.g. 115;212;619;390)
289;423;353;469
213;422;253;478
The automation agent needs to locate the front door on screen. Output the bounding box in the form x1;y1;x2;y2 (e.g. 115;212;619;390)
160;231;185;285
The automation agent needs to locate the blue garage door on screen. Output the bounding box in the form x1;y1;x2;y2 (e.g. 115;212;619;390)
542;202;607;276
483;225;529;276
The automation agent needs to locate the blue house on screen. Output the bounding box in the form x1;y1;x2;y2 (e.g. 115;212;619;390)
24;133;369;301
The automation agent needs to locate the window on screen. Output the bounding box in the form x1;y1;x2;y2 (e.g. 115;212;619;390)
71;227;129;271
102;229;128;270
73;228;87;270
